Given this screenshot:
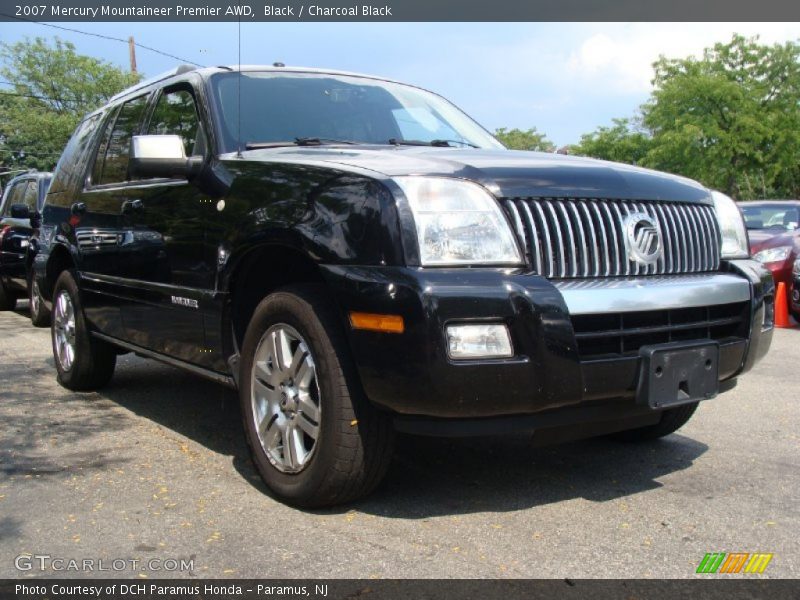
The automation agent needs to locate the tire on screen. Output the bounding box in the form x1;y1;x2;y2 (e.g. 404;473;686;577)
239;283;394;508
51;270;116;390
0;282;17;311
610;402;699;442
29;275;51;327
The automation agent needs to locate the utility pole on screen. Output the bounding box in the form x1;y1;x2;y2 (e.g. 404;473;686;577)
128;36;137;74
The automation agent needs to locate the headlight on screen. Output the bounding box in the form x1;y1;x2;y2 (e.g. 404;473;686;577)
711;191;749;259
394;176;522;266
754;246;792;264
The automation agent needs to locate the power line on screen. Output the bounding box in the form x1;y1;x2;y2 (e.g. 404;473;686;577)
0;148;63;157
0;12;204;68
0;90;55;102
0;84;107;104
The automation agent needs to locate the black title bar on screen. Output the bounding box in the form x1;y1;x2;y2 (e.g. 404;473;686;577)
3;579;800;600
2;0;800;22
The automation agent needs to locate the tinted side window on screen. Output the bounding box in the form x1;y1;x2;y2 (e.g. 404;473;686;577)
90;108;118;186
47;113;102;199
37;177;51;210
2;181;27;215
97;95;148;185
148;89;206;157
21;180;38;211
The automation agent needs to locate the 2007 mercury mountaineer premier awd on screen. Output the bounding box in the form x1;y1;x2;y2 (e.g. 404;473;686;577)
33;65;774;507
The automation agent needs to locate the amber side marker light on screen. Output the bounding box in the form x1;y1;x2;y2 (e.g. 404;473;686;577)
349;312;405;334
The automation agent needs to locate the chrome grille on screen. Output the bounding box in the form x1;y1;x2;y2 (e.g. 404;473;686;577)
503;198;721;279
76;230;119;249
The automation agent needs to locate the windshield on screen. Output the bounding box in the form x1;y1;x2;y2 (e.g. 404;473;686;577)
740;203;800;231
209;71;504;152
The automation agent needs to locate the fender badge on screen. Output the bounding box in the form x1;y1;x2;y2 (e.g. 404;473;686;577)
171;296;199;309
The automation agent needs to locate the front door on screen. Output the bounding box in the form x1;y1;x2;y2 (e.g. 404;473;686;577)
115;85;217;365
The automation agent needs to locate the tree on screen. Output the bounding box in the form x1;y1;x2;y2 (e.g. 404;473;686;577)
572;35;800;199
494;127;555;152
643;34;800;199
573;118;652;165
0;37;140;172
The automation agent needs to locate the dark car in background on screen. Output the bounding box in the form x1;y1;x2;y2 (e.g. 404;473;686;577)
0;171;52;324
740;200;800;321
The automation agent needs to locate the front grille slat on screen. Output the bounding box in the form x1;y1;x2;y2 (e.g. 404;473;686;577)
588;201;610;276
543;200;566;278
571;301;749;360
556;201;579;277
573;315;743;340
652;203;673;274
577;202;599;277
503;197;721;279
612;202;632;276
529;201;553;276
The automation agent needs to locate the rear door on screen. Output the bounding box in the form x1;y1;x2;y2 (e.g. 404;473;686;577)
74;95;150;338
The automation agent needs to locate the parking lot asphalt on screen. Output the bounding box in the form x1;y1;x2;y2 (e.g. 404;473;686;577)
0;304;798;579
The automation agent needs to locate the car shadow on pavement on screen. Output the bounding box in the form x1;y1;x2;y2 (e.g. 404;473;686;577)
359;432;708;518
97;356;709;517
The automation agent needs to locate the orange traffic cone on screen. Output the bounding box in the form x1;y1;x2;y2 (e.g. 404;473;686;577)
774;281;792;328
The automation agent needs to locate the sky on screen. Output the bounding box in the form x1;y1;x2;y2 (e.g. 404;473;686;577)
2;21;799;145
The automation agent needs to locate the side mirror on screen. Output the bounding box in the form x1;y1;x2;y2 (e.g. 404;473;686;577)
129;135;204;179
10;203;30;219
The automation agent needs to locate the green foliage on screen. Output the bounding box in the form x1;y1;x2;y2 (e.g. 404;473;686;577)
573;35;800;200
0;37;140;172
573;118;652;165
495;127;555;152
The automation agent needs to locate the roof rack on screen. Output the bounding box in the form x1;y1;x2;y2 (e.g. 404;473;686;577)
108;64;198;103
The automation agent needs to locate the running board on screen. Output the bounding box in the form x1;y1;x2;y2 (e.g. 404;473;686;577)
91;332;236;389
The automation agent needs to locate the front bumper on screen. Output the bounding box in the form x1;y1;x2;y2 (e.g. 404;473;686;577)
321;260;774;423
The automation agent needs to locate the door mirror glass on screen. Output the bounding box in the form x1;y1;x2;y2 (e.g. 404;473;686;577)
129;135;202;179
10;203;30;219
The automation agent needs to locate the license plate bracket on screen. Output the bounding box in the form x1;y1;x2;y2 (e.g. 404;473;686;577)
637;341;720;409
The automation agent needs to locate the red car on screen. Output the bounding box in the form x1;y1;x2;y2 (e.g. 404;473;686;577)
739;200;800;321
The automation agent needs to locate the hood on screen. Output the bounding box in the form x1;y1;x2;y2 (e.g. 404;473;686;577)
747;228;800;254
231;146;712;203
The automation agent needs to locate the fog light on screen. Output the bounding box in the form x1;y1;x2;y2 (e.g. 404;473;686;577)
446;324;513;359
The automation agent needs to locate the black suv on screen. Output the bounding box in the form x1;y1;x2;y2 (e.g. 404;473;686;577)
35;66;774;507
0;171;52;324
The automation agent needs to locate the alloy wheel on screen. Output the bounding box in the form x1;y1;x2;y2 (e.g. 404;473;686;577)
31;279;41;316
53;290;76;371
251;324;322;473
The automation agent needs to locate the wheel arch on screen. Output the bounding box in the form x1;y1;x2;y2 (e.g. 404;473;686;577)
225;243;332;352
43;243;77;301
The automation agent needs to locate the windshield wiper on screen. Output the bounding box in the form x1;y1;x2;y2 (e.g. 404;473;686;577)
245;137;357;150
388;138;479;149
294;137;357;146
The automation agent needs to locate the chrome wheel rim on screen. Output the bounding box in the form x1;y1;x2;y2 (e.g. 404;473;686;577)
53;290;76;371
31;279;40;316
251;324;321;473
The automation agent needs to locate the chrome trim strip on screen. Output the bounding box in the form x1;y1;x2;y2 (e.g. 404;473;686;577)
556;274;751;315
92;331;236;388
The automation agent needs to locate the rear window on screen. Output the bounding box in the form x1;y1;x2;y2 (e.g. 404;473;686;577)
741;204;800;231
47;113;102;197
92;95;149;186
